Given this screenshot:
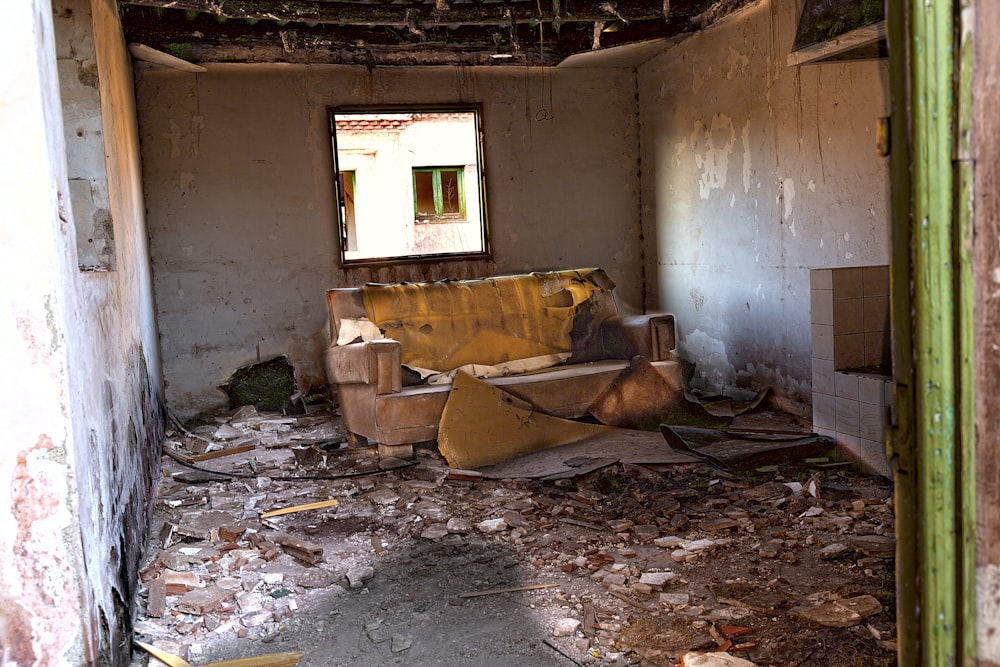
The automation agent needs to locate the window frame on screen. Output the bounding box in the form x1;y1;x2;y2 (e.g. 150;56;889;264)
412;166;467;222
328;105;491;266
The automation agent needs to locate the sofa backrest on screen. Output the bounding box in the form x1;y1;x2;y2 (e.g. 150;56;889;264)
327;268;620;371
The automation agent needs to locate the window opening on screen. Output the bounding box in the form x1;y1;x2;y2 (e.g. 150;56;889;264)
329;108;489;264
413;167;466;222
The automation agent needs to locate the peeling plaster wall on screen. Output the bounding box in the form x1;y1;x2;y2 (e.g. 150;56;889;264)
637;0;889;413
135;66;641;416
0;0;164;663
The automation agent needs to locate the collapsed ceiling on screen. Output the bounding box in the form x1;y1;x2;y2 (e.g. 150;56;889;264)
118;0;756;67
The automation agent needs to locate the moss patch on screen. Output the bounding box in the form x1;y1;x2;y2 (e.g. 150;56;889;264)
220;356;302;413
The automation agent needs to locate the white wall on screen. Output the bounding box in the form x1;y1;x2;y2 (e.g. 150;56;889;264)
638;0;890;413
0;0;164;662
136;65;643;416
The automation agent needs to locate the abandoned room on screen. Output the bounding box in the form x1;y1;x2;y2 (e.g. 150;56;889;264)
4;0;1000;664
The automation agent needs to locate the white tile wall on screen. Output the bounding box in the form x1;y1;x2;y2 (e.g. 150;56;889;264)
811;267;893;478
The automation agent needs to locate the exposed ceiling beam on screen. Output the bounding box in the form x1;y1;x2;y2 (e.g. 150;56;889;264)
118;0;762;67
118;0;672;28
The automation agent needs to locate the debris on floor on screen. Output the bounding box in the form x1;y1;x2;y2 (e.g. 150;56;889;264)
132;404;896;667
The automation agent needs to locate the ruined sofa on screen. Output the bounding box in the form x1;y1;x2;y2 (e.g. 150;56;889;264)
323;268;680;458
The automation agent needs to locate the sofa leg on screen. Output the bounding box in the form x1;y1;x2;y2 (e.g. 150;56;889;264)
346;431;367;448
377;443;414;460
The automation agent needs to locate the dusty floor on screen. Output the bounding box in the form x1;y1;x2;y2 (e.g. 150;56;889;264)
131;403;897;667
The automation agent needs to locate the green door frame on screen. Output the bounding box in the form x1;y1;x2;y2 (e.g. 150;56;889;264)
887;0;976;664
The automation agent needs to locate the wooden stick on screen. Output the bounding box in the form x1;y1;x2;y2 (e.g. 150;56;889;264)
188;444;257;462
559;518;604;531
458;582;560;598
261;499;339;518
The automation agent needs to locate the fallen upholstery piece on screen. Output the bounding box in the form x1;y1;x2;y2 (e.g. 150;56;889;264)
589;355;685;429
438;372;609;469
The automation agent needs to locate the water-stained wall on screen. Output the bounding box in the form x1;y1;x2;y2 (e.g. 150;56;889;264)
0;0;164;663
135;65;643;417
637;0;890;413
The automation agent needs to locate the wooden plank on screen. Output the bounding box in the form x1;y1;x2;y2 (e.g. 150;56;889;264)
457;583;560;598
260;499;339;519
906;0;973;663
973;0;1000;664
128;43;206;72
187;443;256;462
786;21;886;67
885;1;918;663
955;1;976;662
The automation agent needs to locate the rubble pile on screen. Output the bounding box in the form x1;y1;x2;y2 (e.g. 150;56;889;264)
133;407;896;667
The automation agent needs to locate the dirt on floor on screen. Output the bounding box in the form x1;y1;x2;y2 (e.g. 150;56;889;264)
130;404;897;667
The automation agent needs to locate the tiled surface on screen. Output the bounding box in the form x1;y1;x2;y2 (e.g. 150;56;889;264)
833;298;864;334
859;401;886;441
811;358;835;396
858;374;884;405
862;265;890;296
812;392;836;430
834;333;865;369
810;289;833;325
835;395;861;437
811;324;834;361
811;267;893;478
810;268;833;290
831;268;863;299
812;266;890;372
863;295;889;332
834;372;858;400
864;331;890;369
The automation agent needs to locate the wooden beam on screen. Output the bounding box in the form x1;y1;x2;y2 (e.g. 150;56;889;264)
903;0;975;663
118;0;675;27
786;20;885;66
128;43;207;71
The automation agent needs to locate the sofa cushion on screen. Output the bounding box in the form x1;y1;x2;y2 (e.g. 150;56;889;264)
360;268;617;371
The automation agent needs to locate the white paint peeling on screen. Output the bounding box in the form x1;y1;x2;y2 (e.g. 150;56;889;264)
679;329;736;393
991;267;1000;284
730;193;736;207
692;114;737;200
782;178;796;221
807;179;816;192
726;47;749;80
979;564;1000;662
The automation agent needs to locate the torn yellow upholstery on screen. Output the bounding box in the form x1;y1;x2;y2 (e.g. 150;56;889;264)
361;268;606;371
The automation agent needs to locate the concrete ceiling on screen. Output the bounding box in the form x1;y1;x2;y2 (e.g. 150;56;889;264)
118;0;756;67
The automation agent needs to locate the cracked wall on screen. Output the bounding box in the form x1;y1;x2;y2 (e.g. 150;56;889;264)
638;0;890;413
0;0;165;663
135;66;642;417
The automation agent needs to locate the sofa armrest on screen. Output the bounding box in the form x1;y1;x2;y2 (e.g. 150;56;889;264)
599;313;676;361
325;339;402;395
